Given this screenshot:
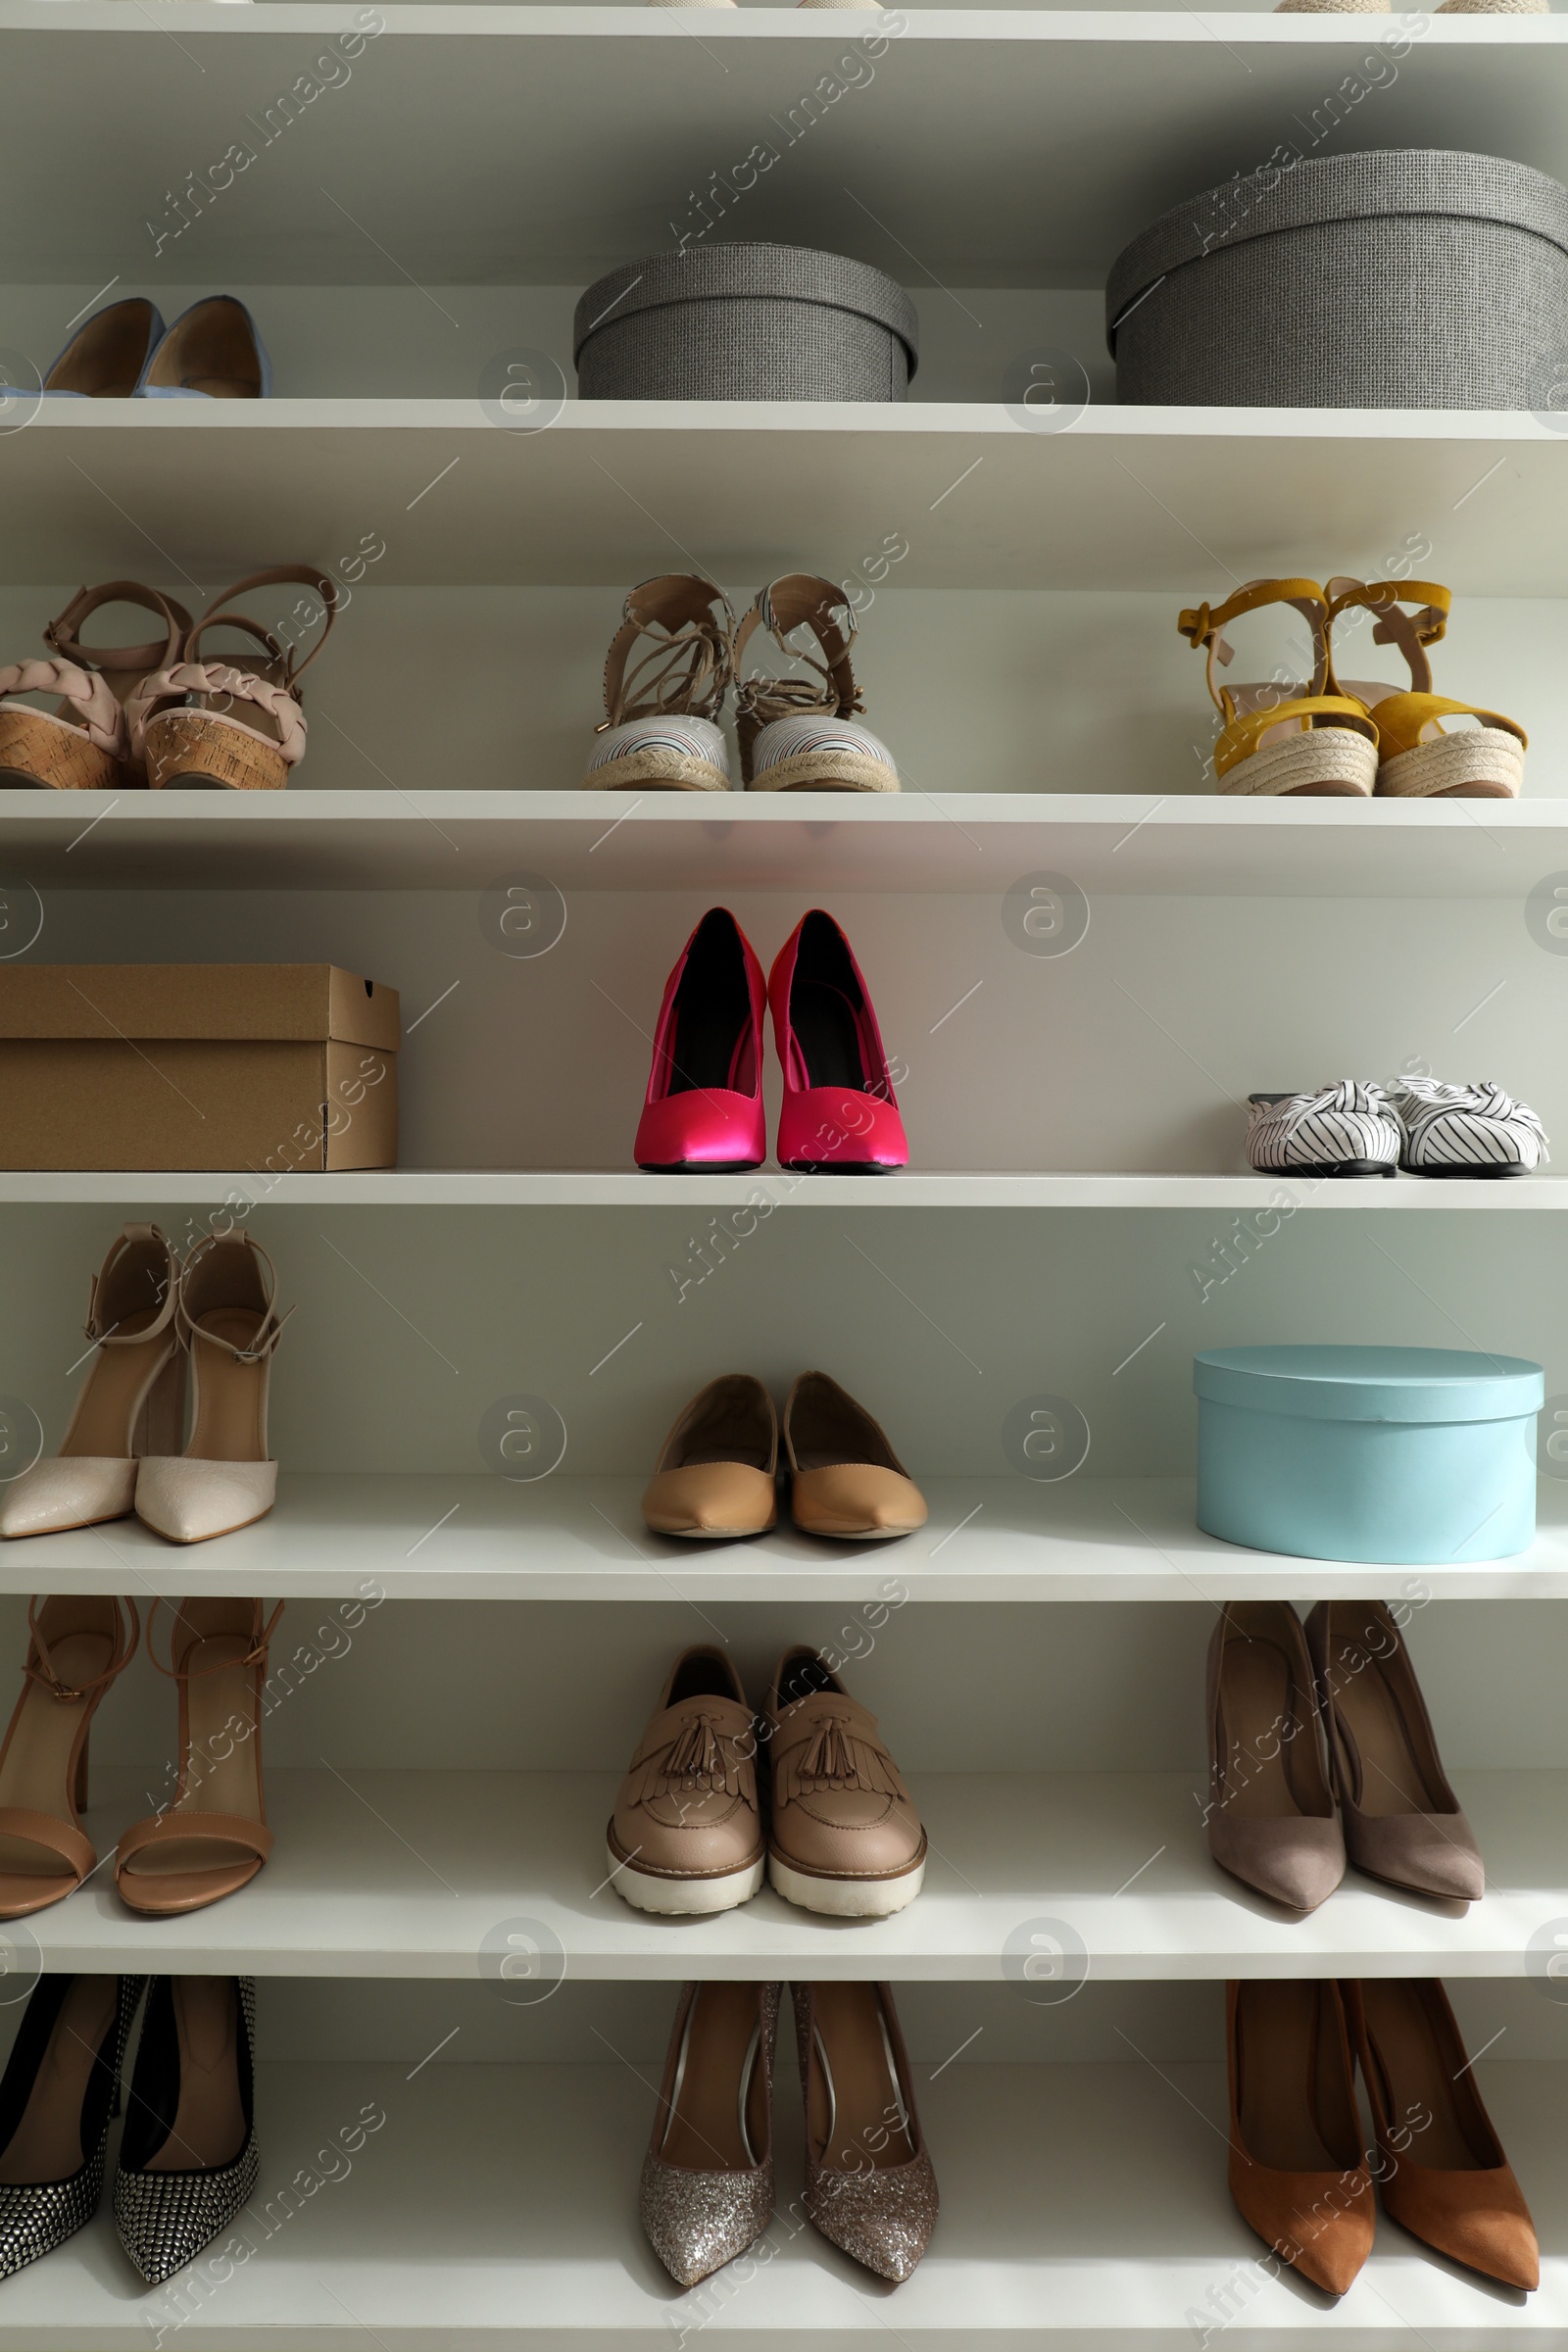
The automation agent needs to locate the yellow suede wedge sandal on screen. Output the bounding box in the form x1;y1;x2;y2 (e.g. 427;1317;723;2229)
1179;578;1380;798
1327;577;1526;800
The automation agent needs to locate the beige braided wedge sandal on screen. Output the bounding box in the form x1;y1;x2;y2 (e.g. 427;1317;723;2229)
734;574;899;794
583;575;736;791
0;582;189;790
128;566;338;792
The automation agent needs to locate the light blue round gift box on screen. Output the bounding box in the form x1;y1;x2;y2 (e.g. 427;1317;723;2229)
1194;1345;1544;1565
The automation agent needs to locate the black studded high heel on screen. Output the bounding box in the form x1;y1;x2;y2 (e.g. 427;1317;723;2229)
0;1974;145;2281
114;1977;258;2284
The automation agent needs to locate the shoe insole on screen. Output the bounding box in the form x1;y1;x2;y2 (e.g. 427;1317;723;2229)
674;1393;771;1474
121;1608;262;1891
1327;1640;1434;1817
0;1976;115;2182
808;1984;914;2173
147;309;263;401
791;982;866;1092
1217;1641;1300;1821
49;303;155;398
0;1622;112;1883
62;1305;167;1459
187;1312;269;1462
660;1984;765;2172
1236;1982;1345;2173
1357;1982;1490;2173
143;1978;247;2174
667;989;753;1098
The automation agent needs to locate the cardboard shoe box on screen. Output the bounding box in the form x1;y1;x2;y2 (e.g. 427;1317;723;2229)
0;965;400;1171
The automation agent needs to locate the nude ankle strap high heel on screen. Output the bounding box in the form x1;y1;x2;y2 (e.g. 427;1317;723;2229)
115;1600;283;1917
0;1597;139;1920
135;1230;290;1546
0;1224;183;1540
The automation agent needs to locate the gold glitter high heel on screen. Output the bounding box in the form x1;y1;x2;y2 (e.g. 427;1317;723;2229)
640;1982;779;2288
794;1981;937;2282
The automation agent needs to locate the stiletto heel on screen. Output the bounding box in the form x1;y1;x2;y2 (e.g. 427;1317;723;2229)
0;1599;139;1920
641;1982;778;2285
134;1229;290;1544
768;910;907;1173
793;1982;937;2280
634;908;767;1173
115;1600;283;1917
114;1977;259;2283
0;1223;181;1539
0;1974;145;2281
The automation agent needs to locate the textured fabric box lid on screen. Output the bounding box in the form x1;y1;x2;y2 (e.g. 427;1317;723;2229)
0;965;399;1053
1107;149;1568;348
1194;1345;1544;1425
574;243;919;376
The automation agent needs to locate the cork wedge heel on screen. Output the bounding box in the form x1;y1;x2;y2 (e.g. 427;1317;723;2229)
128;567;337;792
0;582;188;790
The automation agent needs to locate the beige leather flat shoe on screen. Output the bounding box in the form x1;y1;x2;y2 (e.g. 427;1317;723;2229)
641;1374;778;1538
763;1649;925;1917
0;1225;182;1539
0;1597;139;1919
607;1646;765;1915
116;1599;282;1916
783;1371;926;1539
134;1230;289;1545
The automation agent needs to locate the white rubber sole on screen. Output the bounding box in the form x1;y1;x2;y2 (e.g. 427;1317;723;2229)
1220;728;1377;798
606;1842;765;1915
768;1851;926;1919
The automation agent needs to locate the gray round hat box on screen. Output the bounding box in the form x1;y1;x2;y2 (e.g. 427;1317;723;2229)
1106;150;1568;408
574;243;918;402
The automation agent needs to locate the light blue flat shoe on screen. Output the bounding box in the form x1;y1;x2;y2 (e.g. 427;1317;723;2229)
0;295;166;400
135;296;270;399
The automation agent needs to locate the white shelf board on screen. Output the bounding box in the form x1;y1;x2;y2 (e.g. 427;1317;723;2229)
5;406;1568;594
30;1765;1568;1978
3;1172;1568;1210
4;8;1568;290
7;788;1568;897
4;2056;1564;2346
5;1474;1565;1599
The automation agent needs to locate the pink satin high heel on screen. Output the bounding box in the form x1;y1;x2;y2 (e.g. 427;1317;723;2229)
768;911;907;1173
634;907;767;1172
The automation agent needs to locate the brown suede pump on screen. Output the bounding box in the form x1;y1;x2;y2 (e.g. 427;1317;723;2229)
1345;1978;1538;2290
1226;1980;1375;2295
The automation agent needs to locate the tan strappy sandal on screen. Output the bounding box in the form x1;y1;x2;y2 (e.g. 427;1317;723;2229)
1179;579;1380;797
134;1230;290;1546
0;1224;184;1540
115;1599;282;1916
127;566;337;792
734;575;899;793
0;1597;139;1919
1327;577;1527;800
0;582;189;790
582;574;736;792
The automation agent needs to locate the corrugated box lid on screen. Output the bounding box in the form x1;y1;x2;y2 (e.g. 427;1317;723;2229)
1194;1344;1544;1425
1107;149;1568;349
574;242;919;374
0;965;400;1052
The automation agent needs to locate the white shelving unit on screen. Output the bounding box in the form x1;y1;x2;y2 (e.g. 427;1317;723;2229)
3;6;1567;2346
